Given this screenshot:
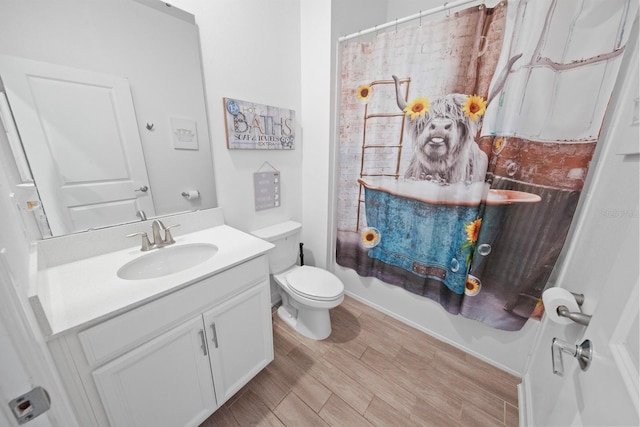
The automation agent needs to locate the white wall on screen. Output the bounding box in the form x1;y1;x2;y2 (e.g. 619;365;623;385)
299;1;332;268
170;0;303;236
169;0;302;305
0;136;31;290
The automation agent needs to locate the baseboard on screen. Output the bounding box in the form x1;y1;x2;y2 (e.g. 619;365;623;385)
518;374;534;426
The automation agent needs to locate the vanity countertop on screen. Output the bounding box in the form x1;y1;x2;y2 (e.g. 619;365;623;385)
29;225;274;338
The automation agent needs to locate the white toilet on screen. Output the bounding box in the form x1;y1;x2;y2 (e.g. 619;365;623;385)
252;221;344;340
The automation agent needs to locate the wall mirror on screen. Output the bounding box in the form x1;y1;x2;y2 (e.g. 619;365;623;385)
0;0;217;238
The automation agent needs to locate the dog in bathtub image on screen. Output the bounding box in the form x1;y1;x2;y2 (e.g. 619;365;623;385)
392;75;488;184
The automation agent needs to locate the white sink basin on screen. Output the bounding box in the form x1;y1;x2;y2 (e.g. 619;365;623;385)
117;243;218;280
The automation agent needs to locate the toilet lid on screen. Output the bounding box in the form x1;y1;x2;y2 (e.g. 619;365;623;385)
285;266;344;300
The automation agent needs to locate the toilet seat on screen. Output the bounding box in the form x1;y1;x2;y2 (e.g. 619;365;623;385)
284;266;344;301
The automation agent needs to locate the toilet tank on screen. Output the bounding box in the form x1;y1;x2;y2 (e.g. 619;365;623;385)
252;221;301;274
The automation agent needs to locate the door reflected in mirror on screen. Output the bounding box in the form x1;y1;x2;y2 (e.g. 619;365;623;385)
0;0;217;237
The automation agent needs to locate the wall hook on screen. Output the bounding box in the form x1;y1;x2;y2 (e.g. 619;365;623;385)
146;123;154;131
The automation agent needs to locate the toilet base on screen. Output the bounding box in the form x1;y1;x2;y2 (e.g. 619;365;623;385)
277;304;332;341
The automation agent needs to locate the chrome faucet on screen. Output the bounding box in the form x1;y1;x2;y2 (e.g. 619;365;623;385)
152;220;180;247
127;220;180;251
151;220;166;247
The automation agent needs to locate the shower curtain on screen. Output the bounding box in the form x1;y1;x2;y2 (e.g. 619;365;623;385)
335;0;637;330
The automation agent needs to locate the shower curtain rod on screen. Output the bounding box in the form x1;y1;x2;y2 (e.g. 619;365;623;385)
338;0;502;42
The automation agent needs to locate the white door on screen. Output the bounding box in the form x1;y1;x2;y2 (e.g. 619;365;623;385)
203;282;274;406
0;292;52;427
520;29;639;426
0;54;155;235
93;316;217;427
0;252;79;426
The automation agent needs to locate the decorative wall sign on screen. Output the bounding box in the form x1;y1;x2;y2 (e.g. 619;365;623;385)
170;117;198;150
223;98;295;150
253;162;281;211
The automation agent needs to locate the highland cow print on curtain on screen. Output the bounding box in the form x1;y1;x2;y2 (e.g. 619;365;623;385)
335;0;637;330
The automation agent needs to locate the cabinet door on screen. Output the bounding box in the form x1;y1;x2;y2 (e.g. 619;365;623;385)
93;316;217;427
203;281;274;405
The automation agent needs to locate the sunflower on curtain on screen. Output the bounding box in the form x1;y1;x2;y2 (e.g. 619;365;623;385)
335;0;637;330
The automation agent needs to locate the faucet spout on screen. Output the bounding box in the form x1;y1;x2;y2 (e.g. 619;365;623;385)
151;220;166;247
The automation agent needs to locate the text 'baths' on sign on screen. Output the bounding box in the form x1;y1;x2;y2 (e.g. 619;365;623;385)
224;98;295;150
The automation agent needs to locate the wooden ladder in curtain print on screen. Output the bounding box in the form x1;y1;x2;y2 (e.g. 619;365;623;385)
356;77;411;232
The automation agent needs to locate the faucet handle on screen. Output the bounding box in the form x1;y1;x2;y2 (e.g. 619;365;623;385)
127;232;153;251
163;224;180;245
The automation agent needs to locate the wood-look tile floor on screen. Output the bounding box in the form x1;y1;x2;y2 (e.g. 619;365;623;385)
201;296;520;427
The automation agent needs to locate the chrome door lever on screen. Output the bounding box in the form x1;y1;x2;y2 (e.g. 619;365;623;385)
552;338;592;376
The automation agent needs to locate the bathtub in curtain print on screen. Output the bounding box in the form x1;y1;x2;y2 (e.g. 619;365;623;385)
358;177;541;295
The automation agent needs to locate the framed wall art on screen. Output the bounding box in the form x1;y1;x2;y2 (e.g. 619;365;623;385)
223;98;295;150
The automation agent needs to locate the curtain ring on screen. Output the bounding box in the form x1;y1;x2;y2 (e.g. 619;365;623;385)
444;2;450;18
419;10;422;27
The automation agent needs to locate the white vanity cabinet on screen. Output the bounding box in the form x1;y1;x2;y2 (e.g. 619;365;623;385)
48;255;273;427
92;316;217;427
203;283;273;405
